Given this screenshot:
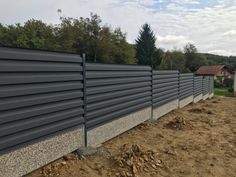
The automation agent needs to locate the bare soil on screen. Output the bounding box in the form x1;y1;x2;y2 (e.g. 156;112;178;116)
26;97;236;177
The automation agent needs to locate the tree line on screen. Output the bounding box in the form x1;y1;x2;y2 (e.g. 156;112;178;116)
0;13;235;72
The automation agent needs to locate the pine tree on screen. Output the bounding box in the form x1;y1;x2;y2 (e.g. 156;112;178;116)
135;23;161;68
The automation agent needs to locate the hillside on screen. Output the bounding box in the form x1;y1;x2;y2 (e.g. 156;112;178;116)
201;53;236;72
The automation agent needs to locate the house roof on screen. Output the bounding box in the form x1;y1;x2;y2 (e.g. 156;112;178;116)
195;65;227;75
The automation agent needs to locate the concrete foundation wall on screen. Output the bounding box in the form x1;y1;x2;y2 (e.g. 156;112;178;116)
152;99;179;120
87;107;151;147
179;95;194;108
194;94;203;103
203;93;209;100
209;93;214;98
0;126;84;177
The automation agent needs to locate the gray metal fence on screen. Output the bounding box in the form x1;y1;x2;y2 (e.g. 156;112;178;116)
0;48;85;152
209;76;214;95
85;63;152;129
0;47;216;177
194;76;203;97
203;76;209;95
0;47;214;155
152;70;179;107
179;73;194;100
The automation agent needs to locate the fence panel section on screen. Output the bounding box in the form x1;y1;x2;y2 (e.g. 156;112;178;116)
152;70;179;107
86;63;152;129
203;76;209;95
179;73;194;100
0;47;85;152
194;76;203;97
209;76;214;96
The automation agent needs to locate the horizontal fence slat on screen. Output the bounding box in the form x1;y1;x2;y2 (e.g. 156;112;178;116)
0;73;83;85
0;47;82;63
86;71;151;79
0;59;82;72
153;74;178;80
152;81;178;89
180;84;193;90
0;81;83;98
153;85;178;94
87;76;150;87
86;63;151;71
153;70;178;75
153;88;179;98
87;87;151;103
153;78;178;84
179;87;193;94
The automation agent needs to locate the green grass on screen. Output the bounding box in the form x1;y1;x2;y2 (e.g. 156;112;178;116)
214;88;233;97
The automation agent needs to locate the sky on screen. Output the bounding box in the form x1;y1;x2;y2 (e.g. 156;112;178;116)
0;0;236;56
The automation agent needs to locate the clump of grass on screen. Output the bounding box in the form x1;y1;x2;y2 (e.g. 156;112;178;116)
214;88;233;97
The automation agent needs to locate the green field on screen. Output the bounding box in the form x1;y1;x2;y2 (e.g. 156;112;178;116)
214;88;233;97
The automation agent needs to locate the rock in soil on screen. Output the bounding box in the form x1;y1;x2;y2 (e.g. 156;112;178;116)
76;146;98;159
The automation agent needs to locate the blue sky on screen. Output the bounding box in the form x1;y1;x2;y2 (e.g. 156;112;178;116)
0;0;236;56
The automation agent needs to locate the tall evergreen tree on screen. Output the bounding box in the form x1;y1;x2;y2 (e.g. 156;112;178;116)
135;23;161;68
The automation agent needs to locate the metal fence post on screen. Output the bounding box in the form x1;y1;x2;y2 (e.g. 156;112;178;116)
151;69;153;120
82;54;87;147
178;71;180;101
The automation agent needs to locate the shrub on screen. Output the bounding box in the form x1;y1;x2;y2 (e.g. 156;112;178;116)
214;80;223;88
228;88;233;93
223;78;233;88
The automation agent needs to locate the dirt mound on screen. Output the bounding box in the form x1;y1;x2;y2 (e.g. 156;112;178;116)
110;144;163;177
40;154;77;177
188;108;213;114
165;116;193;130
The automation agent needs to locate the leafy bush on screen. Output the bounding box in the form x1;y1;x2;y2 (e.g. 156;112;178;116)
228;88;233;93
214;80;224;88
223;78;233;88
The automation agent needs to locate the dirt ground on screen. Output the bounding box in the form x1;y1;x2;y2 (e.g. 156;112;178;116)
26;97;236;177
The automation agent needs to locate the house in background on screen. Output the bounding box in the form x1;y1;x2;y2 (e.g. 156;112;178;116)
195;65;232;81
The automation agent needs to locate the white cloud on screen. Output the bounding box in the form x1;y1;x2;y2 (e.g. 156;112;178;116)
208;50;236;57
157;35;192;45
171;0;200;5
223;29;236;37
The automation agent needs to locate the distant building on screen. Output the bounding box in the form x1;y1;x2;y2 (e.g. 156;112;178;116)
195;65;232;80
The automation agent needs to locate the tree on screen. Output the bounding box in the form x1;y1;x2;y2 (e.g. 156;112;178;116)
0;13;136;64
135;23;161;68
111;28;136;64
184;43;208;72
159;50;188;72
58;14;135;64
